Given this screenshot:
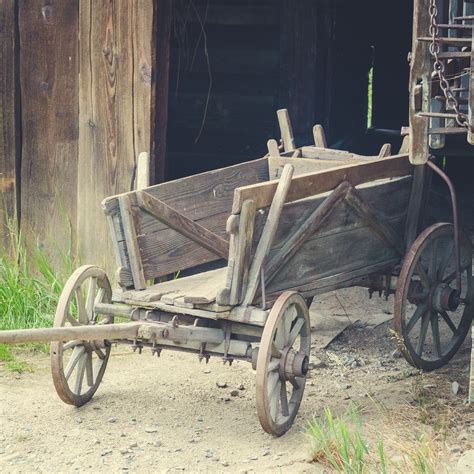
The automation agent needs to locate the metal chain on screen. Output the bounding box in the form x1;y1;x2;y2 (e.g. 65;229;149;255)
428;0;469;128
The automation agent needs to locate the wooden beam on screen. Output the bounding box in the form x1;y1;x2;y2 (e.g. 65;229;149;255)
136;190;230;259
232;154;413;213
313;125;327;148
0;0;19;249
242;164;294;306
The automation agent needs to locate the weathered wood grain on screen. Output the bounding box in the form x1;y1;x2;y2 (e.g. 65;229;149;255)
268;156;348;178
0;0;18;249
409;0;431;164
136;191;230;259
123;267;227;305
277;109;295;152
118;195;146;290
19;0;79;260
104;157;268;280
243;164;294;306
232;154;413;213
78;0;153;272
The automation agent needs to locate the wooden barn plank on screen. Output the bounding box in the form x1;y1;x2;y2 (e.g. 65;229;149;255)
0;0;19;249
19;0;79;259
78;0;154;271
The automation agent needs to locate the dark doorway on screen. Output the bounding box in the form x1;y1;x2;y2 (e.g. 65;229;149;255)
164;1;414;181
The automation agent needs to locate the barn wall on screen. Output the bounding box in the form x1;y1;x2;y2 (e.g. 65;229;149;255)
0;0;155;275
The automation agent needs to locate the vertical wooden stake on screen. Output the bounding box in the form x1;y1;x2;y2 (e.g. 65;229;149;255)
277;109;295;152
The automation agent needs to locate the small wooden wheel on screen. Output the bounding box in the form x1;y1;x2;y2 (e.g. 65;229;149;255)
51;265;113;406
256;291;311;436
394;223;473;371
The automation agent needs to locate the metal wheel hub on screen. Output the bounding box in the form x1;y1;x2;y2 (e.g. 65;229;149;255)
430;283;460;312
279;346;309;380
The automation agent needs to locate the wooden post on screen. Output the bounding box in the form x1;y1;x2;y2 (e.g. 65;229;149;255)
0;0;19;250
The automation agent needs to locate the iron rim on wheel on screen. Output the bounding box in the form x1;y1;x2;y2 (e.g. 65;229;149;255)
394;223;473;371
256;291;311;436
51;265;113;406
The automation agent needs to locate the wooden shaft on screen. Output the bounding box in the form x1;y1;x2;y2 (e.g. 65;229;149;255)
0;323;142;345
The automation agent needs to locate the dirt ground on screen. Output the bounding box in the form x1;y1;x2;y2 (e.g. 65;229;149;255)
1;287;473;473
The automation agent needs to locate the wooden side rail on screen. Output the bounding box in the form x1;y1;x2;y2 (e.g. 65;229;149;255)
232;154;413;213
136;191;230;259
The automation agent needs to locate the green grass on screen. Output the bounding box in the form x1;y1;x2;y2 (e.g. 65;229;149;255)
307;407;439;473
0;218;73;366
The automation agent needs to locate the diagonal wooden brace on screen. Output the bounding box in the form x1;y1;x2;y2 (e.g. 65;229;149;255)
136;191;230;259
263;181;352;286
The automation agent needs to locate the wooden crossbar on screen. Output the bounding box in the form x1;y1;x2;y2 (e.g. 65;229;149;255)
232;154;413;213
136;191;230;259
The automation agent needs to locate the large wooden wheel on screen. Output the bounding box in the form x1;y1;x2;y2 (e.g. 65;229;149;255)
394;223;473;371
51;265;113;406
256;291;311;436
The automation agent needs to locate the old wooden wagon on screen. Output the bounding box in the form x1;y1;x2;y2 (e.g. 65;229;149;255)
0;109;472;436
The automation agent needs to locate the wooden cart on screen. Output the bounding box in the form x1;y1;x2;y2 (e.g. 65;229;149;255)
1;111;472;436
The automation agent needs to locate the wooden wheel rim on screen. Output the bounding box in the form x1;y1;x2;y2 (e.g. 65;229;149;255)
51;265;112;406
256;291;310;436
394;223;473;371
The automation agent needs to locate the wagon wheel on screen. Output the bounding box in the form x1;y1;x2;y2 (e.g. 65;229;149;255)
51;265;113;406
256;291;311;436
394;223;473;371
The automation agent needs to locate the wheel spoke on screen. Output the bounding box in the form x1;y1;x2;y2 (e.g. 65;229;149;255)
93;346;106;360
287;318;304;348
267;371;280;397
290;378;300;390
86;277;97;320
406;304;428;335
270;381;281;420
431;313;442;358
64;346;85;380
283;306;296;342
440;311;458;335
267;359;280;373
74;352;87;395
65;313;79;327
437;241;453;281
85;352;94;387
280;382;289;417
76;288;88;325
416;311;430;356
416;263;431;288
428;240;438;280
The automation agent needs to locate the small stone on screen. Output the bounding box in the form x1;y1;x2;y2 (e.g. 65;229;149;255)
108;417;117;423
452;381;461;395
249;455;258;461
262;448;270;456
196;416;204;422
129;442;138;449
144;427;158;433
216;381;228;388
93;439;101;445
203;369;211;374
205;449;214;458
92;406;101;410
101;449;112;456
238;384;245;391
450;446;462;454
230;390;239;397
221;461;229;467
120;448;129;455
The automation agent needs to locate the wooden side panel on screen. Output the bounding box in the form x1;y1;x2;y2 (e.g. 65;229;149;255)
0;0;18;249
104;158;269;281
251;177;413;300
78;0;154;271
19;0;79;258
